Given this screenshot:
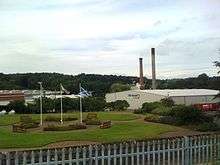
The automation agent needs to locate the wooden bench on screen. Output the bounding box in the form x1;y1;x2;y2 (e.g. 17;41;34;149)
100;121;111;129
12;124;26;133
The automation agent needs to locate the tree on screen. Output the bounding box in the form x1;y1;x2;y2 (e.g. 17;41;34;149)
8;100;29;113
214;61;220;98
214;61;220;74
110;83;131;93
106;100;129;111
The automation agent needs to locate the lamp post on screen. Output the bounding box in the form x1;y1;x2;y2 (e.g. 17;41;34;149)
38;82;43;126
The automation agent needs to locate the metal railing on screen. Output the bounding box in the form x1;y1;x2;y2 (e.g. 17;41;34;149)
0;134;220;165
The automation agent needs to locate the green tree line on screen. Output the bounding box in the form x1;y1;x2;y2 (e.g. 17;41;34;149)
0;72;219;96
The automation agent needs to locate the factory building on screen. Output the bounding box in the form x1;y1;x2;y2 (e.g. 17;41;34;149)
106;48;220;111
105;89;220;110
0;90;25;106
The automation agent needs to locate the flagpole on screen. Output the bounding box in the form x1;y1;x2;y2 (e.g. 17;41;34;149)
79;83;83;124
38;82;43;126
60;84;63;124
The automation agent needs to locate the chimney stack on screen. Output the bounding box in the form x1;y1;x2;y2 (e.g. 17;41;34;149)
151;48;156;89
139;58;145;90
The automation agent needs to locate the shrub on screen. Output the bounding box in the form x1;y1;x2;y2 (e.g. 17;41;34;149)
106;100;129;111
141;102;162;113
171;105;204;125
45;116;77;122
158;116;177;124
133;109;145;114
160;98;175;107
44;123;86;131
151;107;172;116
144;114;160;123
195;122;219;132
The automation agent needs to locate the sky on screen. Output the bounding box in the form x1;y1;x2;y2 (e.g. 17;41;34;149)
0;0;220;79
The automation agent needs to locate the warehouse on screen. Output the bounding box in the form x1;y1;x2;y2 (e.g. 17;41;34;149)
105;89;220;110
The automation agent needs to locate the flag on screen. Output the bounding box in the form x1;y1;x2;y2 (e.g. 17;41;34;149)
60;84;70;94
79;87;92;97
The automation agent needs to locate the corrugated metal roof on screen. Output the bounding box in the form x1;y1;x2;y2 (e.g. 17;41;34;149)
137;89;220;97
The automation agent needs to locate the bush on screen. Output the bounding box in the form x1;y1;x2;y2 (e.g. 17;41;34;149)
106;100;129;111
133;109;145;114
45;116;77;122
44;123;87;131
158;116;177;124
195;122;219;132
144;114;160;123
151;107;172;116
171;105;204;125
160;98;175;107
141;102;162;113
8;100;29;114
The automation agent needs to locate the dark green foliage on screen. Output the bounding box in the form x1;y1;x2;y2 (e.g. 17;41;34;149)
160;98;175;107
141;102;162;113
8;100;29;114
110;83;131;93
133;109;145;114
158;116;177;124
195;122;219;132
151;107;172;116
82;97;106;112
43;123;87;131
171;105;204;125
45;116;77;122
0;73;219;98
214;61;220;74
106;100;129;111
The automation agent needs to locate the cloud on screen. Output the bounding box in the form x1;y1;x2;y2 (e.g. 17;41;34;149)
0;0;220;78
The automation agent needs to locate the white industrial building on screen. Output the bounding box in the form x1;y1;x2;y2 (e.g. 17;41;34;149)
105;89;220;110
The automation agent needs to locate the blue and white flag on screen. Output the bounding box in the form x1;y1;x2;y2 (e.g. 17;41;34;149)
79;87;92;97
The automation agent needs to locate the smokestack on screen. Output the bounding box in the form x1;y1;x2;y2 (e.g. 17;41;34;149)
151;48;156;89
139;58;144;90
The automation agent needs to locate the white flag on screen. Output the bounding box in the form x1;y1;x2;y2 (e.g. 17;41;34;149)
60;84;70;94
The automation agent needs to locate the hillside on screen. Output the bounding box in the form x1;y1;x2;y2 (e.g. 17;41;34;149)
0;73;219;96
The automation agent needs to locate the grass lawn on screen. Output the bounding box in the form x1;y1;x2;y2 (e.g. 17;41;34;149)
0;112;179;149
0;111;139;126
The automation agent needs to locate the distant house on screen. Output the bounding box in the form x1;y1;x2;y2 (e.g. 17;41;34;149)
0;90;25;106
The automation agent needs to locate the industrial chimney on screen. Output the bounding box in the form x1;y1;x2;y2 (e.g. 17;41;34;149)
139;58;145;90
151;48;156;89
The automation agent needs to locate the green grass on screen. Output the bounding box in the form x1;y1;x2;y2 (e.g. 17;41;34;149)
0;112;179;149
0;112;139;126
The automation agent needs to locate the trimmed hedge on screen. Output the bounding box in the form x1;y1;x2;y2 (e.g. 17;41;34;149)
45;116;77;122
43;123;87;131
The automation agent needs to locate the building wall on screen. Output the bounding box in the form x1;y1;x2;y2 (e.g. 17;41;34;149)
106;90;165;109
106;90;220;110
172;95;220;105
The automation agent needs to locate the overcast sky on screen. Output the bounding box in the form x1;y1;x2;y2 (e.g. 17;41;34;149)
0;0;220;78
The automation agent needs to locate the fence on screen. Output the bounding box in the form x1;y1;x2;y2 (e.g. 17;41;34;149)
0;134;220;165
